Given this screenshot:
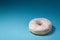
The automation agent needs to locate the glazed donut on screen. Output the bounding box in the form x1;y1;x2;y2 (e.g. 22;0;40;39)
29;18;52;35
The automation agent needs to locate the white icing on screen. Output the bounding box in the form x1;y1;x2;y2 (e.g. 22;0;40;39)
29;18;52;35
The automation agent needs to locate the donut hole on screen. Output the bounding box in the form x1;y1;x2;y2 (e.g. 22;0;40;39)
36;21;42;26
37;23;42;26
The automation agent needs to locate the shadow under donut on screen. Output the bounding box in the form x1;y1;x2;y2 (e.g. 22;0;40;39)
30;26;56;36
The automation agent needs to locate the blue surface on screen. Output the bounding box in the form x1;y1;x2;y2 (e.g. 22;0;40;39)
0;0;60;40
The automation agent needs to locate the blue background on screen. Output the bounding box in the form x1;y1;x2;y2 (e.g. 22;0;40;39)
0;0;60;40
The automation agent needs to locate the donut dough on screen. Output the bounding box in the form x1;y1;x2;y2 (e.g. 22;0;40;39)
29;18;52;35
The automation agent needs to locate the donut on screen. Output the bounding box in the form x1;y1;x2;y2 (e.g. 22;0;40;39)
29;18;52;35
